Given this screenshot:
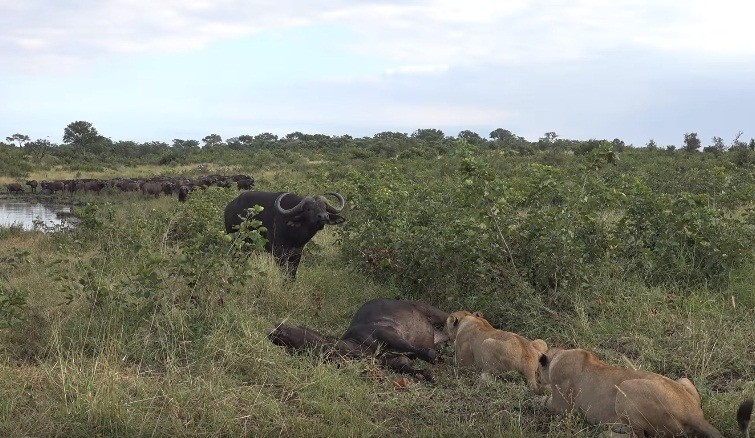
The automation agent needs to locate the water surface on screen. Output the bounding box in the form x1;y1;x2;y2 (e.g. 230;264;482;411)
0;199;75;231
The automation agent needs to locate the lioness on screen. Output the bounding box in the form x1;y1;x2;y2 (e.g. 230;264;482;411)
445;310;548;393
538;347;751;437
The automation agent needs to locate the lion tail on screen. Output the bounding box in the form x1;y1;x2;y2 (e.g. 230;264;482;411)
686;417;725;438
738;398;753;438
687;398;753;438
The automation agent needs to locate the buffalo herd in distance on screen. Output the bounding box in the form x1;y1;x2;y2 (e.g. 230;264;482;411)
4;171;347;281
5;172;346;281
4;174;255;201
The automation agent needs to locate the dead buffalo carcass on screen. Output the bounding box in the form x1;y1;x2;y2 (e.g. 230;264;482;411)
269;298;449;381
224;191;345;279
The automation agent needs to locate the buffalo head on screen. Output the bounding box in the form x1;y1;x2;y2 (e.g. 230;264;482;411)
275;192;346;230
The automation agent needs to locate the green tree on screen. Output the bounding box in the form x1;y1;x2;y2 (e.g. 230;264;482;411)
645;139;658;150
172;139;200;150
5;133;30;148
202;134;223;149
411;128;445;143
63;121;102;159
729;131;747;150
489;128;528;149
24;138;52;161
254;133;278;147
285;131;311;142
457;130;484;145
704;136;726;156
489;128;514;141
611;138;626;152
226;136;249;150
254;133;278;142
538;132;559;149
683;132;701;152
374;131;408;140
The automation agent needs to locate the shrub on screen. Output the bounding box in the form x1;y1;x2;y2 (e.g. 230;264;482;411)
340;142;755;310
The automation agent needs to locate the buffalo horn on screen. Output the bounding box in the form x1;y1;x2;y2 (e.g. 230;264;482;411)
276;192;310;216
323;192;346;213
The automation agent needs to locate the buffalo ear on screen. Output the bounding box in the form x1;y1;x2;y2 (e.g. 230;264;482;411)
539;354;549;367
327;214;345;225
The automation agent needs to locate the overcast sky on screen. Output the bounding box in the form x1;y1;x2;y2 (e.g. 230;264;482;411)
2;0;754;147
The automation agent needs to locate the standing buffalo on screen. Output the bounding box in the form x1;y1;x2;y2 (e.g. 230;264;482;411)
26;180;38;193
224;191;346;278
236;178;254;190
177;185;190;203
6;183;24;194
41;181;64;194
141;181;163;197
82;180;106;194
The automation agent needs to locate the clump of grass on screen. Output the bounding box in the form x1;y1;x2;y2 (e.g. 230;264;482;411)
0;223;25;238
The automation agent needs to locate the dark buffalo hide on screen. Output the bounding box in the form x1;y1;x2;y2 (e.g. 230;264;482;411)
269;298;449;381
224;190;345;278
141;182;163;197
7;183;24;194
236;178;254;190
177;185;190;203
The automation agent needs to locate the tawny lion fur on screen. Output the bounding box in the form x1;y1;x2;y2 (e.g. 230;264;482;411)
537;347;728;437
445;310;548;394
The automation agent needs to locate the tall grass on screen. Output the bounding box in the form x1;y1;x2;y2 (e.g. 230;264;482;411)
0;151;753;437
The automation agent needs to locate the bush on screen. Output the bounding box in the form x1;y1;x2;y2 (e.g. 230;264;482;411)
0;286;28;329
55;187;269;368
340;142;755;310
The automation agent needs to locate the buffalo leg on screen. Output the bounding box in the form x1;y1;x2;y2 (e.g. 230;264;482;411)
357;327;437;364
381;353;434;382
284;252;302;279
414;302;449;326
273;247;301;279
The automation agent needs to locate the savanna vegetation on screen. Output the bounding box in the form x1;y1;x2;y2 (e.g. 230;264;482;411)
1;123;754;437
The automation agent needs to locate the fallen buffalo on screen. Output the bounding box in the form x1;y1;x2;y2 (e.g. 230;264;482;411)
269;298;449;381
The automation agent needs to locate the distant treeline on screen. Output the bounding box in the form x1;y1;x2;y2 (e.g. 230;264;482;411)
2;121;755;177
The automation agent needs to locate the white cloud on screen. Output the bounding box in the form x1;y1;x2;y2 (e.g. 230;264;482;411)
383;64;449;76
4;0;755;74
0;0;337;71
338;0;755;67
371;102;514;128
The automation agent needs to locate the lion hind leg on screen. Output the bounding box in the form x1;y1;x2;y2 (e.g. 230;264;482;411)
546;387;573;414
479;338;519;373
480;337;543;392
615;379;692;437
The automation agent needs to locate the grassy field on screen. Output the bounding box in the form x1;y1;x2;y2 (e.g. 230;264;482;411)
1;152;754;437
